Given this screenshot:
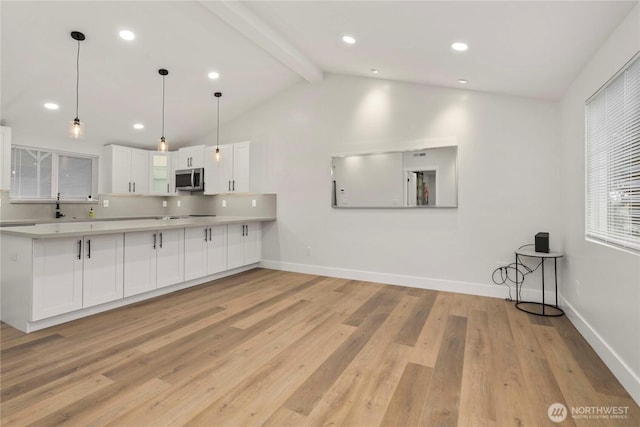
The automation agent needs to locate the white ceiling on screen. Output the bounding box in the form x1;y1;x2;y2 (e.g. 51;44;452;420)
1;1;636;150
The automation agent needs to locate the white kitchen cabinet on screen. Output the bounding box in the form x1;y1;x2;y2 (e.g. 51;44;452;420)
149;151;171;195
102;145;150;195
0;126;11;191
32;237;84;320
227;222;261;269
32;233;124;319
204;142;258;194
184;225;227;281
178;145;205;169
123;228;184;297
82;234;124;308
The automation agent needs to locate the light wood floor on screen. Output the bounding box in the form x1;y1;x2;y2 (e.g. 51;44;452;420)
1;268;638;426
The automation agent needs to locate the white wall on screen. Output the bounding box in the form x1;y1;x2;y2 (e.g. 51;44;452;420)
219;73;562;298
559;5;640;403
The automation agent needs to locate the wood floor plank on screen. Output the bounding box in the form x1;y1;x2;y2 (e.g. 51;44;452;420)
380;362;432;427
0;269;636;427
457;309;497;427
418;315;467;427
408;292;453;367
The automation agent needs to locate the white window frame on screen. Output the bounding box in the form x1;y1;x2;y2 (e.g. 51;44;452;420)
10;145;99;203
585;52;640;254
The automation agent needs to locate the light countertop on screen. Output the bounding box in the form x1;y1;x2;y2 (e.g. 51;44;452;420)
0;216;276;239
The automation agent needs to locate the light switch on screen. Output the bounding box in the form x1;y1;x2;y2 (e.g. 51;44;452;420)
252;199;256;208
177;200;181;207
222;200;227;208
103;199;109;208
162;200;167;208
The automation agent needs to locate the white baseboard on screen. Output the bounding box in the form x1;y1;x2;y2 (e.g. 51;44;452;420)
560;296;640;406
259;259;553;302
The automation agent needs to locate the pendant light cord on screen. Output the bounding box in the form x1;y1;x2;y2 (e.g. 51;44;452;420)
75;39;80;120
216;96;220;148
161;75;166;138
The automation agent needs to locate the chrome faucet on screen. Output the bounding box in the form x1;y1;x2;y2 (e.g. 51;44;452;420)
55;193;65;218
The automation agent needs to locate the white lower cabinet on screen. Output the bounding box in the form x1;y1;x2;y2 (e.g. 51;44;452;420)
32;233;124;320
184;225;227;281
227;223;261;270
124;229;184;297
82;234;124;308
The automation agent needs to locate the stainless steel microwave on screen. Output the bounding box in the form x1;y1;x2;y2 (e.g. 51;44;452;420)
175;168;204;191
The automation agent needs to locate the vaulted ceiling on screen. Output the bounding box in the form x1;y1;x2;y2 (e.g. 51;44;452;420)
1;1;635;150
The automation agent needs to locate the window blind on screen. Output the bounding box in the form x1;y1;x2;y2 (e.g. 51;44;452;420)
585;53;640;253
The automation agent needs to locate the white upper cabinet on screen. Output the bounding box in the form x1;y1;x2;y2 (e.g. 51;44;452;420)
0;126;11;191
149;151;171;195
178;145;205;169
204;141;260;195
102;145;149;195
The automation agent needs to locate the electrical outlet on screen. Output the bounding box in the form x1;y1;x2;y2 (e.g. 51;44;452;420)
162;200;167;208
103;199;109;208
177;200;181;208
222;200;227;208
252;199;256;208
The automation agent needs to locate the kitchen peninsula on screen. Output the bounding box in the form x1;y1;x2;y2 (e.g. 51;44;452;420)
1;214;275;333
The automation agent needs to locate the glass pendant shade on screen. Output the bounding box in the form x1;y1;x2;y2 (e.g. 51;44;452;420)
215;147;220;162
158;136;168;152
214;92;222;162
70;117;83;139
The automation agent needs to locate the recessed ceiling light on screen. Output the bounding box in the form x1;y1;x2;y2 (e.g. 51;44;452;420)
451;42;468;51
208;71;220;80
370;69;379;74
44;102;59;110
342;35;356;44
458;79;468;84
133;123;144;130
119;30;135;41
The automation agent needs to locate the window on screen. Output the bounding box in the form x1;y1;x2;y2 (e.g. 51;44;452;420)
585;53;640;253
10;146;98;201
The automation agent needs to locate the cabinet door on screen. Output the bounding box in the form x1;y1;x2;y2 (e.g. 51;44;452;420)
124;231;157;297
32;238;83;320
156;228;184;288
83;234;124;308
0;126;11;191
218;145;234;193
178;149;191;169
149;152;170;195
232;142;251;193
130;148;149;194
203;147;220;195
244;223;262;265
184;227;208;281
207;225;227;274
111;145;133;194
227;223;245;269
178;146;205;169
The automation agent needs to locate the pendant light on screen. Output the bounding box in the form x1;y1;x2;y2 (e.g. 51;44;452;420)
70;31;85;139
158;69;169;152
214;92;222;161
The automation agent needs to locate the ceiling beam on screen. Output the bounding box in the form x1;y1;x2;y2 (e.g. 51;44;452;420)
200;1;323;83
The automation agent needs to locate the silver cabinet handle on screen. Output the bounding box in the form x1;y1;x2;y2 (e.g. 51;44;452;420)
87;239;91;259
77;240;82;260
159;232;163;248
228;180;231;191
232;180;235;191
133;182;136;193
167;183;169;193
208;227;212;241
204;228;208;241
129;182;131;192
153;233;157;249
